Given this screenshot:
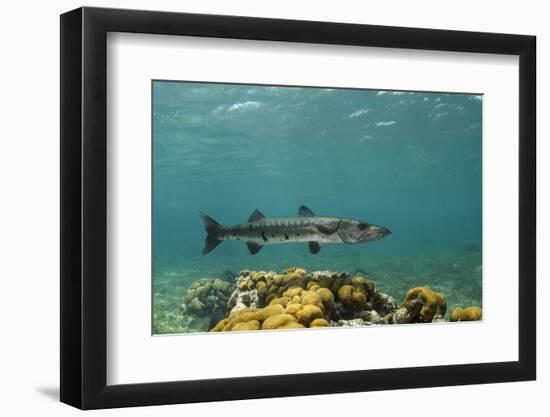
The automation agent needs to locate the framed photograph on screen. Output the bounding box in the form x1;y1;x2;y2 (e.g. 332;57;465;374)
60;6;536;409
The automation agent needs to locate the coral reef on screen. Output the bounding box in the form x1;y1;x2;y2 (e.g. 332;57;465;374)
175;267;480;333
391;287;447;324
154;248;482;334
210;268;418;332
181;278;235;331
450;306;482;322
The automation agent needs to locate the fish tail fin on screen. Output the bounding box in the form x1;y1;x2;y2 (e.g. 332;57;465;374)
199;211;223;255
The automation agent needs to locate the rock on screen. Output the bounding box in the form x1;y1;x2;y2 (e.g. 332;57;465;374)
372;292;398;316
357;310;383;324
337;318;372;327
432;314;447;323
392;307;409;324
229;288;260;313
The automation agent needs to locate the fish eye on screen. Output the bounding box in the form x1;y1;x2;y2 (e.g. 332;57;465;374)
358;223;369;230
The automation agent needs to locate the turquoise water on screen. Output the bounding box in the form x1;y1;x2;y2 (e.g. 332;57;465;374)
152;81;482;334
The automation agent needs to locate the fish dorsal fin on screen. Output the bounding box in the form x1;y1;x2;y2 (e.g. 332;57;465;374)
298;205;316;217
248;209;265;222
308;242;321;254
246;242;263;255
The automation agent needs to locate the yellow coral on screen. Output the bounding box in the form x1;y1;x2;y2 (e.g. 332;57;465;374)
450;307;464;322
403;287;447;323
282;272;303;284
310;318;329;327
283;267;307;276
337;284;366;310
316;288;335;312
450;306;482;322
211;318;229;332
351;276;367;286
285;303;302;315
283;287;304;298
256;281;268;300
300;290;323;308
269;296;291;307
210;304;286;332
262;313;304;330
255;304;285;321
250;271;266;281
351;291;367;307
337;285;354;307
462;306;482;321
210;268;406;331
220;309;260;331
231;320;261;331
295;305;324;326
451;306;482;321
350;276;375;298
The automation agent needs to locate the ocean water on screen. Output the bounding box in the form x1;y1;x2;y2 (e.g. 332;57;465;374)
152;81;482;334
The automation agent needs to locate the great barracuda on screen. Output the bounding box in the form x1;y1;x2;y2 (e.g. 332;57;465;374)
199;205;391;255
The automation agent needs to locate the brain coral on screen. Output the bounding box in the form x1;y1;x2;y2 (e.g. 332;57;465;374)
450;306;482;322
262;313;304;330
182;278;235;317
337;284;368;311
401;287;447;323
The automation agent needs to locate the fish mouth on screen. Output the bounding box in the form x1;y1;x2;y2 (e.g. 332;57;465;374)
369;226;391;240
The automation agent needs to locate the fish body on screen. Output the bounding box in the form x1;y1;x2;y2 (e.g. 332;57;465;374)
199;205;391;255
220;216;344;245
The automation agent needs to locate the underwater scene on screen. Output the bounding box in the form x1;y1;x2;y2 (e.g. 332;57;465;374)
152;81;483;334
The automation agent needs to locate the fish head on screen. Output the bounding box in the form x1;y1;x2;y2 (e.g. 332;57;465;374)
338;219;391;244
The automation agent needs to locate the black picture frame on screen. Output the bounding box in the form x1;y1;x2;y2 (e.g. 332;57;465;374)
60;6;536;410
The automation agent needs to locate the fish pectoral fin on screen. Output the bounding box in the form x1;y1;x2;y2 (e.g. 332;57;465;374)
316;225;336;235
308;241;321;254
298;205;316;217
246;242;263;255
248;209;266;222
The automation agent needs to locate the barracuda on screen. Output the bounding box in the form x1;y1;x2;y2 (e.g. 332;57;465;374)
199;205;391;255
